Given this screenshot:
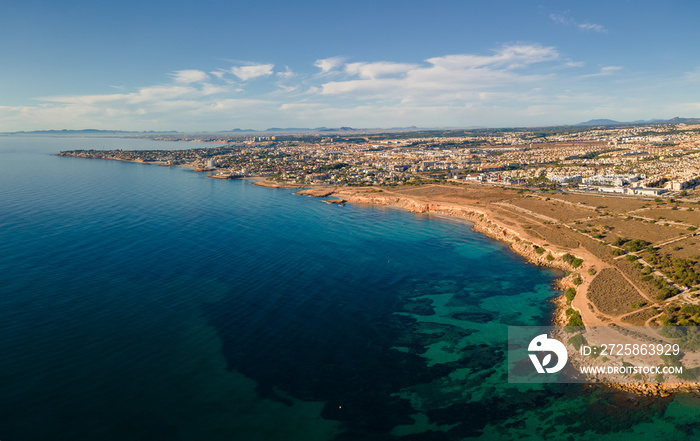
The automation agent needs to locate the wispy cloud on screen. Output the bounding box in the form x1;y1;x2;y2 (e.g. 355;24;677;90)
314;56;346;74
550;13;607;33
210;70;226;80
169;69;209;84
277;66;296;79
344;62;418;79
230;63;274;81
564;61;585;68
578;23;606;33
0;45;639;131
580;66;622;78
39;85;202;105
549;13;568;26
317;44;559;103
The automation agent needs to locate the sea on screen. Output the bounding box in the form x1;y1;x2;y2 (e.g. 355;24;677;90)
1;135;700;441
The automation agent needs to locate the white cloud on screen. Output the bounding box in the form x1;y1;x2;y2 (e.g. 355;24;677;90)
314;56;345;73
0;45;649;131
317;44;559;102
39;85;199;106
230;63;274;81
210;70;226;79
549;13;569;25
169;69;209;83
578;23;606;33
200;83;233;95
550;13;606;33
580;66;622;78
418;44;558;73
344;62;418;79
277;66;296;79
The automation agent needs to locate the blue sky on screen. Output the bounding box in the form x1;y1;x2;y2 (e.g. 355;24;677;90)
2;0;700;131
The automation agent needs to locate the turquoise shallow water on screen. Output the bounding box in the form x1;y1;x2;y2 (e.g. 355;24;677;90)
1;135;700;440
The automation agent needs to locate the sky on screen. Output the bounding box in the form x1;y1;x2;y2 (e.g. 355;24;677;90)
2;0;700;131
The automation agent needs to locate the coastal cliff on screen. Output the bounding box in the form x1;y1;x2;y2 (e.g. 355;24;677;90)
317;190;577;272
299;186;700;396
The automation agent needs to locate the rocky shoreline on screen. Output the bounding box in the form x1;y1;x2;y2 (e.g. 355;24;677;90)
295;186;700;397
297;187;577;280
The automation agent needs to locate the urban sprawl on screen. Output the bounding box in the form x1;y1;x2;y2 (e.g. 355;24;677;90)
60;123;700;198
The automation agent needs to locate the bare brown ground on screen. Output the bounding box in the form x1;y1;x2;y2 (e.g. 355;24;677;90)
549;193;652;212
588;268;648;316
392;184;514;204
658;237;700;259
575;234;617;264
528;225;580;248
510;196;593;222
639;208;700;225
587;217;687;244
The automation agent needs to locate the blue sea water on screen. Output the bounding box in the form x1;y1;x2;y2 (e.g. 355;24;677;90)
1;135;700;440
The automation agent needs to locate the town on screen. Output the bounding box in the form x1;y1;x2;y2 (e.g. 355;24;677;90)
59;123;700;199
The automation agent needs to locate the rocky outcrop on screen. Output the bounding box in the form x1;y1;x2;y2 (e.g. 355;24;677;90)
613;382;700;397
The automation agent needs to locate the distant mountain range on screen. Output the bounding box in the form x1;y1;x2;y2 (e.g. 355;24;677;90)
220;128;256;133
577;117;700;126
576;119;621;126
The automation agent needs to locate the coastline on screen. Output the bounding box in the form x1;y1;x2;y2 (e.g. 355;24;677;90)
50;156;600;325
296;185;585;307
294;185;700;396
54;154;699;396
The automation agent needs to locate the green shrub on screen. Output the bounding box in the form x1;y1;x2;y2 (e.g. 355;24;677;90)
626;239;652;252
567;333;587;350
613;237;629;247
562;253;584;268
566;309;584;327
564;287;576;304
